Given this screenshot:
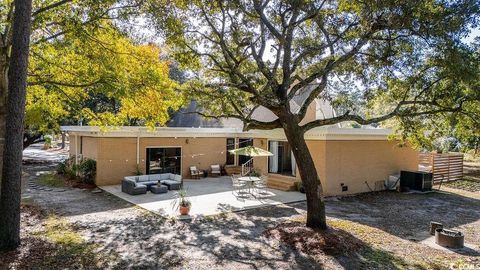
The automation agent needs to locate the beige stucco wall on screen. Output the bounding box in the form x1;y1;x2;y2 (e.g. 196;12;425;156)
95;137;137;186
69;135;77;157
70;134;418;193
68;135;97;160
81;137;98;160
252;138;269;175
79;136;268;186
306;140;419;196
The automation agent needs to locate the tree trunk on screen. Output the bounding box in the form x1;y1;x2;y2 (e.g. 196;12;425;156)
0;55;8;194
0;0;33;251
281;117;327;230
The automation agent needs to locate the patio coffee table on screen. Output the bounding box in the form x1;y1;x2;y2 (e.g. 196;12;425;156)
150;184;168;194
238;176;261;196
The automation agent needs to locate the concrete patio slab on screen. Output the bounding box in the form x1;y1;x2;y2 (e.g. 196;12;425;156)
100;176;305;218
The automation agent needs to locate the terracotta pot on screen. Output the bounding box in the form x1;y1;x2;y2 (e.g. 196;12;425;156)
179;206;190;215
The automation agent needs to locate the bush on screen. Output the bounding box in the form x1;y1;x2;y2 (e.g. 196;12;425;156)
43;135;53;149
57;157;77;179
78;158;96;185
57;157;96;184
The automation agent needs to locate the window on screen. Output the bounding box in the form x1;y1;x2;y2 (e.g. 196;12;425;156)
146;147;182;175
226;138;235;165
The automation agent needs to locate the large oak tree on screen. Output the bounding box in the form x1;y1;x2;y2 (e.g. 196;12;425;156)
148;0;480;228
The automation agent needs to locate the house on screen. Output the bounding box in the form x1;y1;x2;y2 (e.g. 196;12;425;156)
62;88;418;196
62;125;418;196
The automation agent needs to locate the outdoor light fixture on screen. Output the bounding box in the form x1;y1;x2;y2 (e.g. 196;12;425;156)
185;139;189;144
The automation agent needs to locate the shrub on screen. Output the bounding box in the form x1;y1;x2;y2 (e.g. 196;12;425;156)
57;157;77;179
43;135;53;149
78;158;96;185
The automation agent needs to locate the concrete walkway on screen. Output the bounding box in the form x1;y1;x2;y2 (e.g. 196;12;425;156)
23;143;68;162
101;177;306;218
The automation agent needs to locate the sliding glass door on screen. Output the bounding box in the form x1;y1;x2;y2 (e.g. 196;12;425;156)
146;147;182;175
268;141;296;176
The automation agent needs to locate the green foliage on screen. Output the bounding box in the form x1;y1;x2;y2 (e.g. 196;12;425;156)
172;189;191;210
1;0;185;145
27;22;184;132
57;157;77;180
146;0;479;134
78;159;96;185
370;43;480;152
38;173;65;188
57;157;96;184
249;169;259;177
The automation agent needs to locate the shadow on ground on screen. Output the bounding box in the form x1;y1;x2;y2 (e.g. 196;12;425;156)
325;190;480;243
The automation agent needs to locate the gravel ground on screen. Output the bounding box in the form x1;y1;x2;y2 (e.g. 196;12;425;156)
20;162;480;269
12;146;480;269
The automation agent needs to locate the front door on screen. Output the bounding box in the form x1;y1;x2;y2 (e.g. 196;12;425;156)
146;147;182;175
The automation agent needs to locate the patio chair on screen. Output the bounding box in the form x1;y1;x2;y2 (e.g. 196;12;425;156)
190;166;204;179
254;175;268;195
231;174;247;196
210;164;221;177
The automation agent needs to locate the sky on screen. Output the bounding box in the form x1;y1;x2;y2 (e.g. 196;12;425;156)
464;27;480;44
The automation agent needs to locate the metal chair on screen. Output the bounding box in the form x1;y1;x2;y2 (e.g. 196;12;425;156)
231;174;247;196
254;175;268;195
190;166;203;179
210;164;222;177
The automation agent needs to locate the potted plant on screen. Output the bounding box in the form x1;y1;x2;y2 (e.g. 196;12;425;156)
173;189;191;215
249;169;260;177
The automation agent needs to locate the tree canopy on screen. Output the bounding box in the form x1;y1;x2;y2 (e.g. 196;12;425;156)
1;0;184;147
27;22;183;136
148;0;479;132
145;0;480;228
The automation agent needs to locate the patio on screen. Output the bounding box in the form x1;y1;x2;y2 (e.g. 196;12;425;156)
100;176;306;218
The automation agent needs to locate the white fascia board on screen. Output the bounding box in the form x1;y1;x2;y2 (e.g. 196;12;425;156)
60;125;392;140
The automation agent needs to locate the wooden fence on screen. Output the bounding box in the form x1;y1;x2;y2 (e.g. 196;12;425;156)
418;152;464;183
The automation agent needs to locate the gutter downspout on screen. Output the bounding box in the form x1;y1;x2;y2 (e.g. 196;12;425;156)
74;134;78;171
136;135;140;165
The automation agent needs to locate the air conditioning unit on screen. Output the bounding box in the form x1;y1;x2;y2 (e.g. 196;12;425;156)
400;171;433;192
385;175;400;190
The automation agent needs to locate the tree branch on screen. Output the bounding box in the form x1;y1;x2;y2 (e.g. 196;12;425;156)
32;0;73;17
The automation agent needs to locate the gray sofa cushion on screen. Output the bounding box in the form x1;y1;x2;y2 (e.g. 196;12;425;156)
148;174;158;181
122;179;147;195
123;173;181;190
137;175;150;182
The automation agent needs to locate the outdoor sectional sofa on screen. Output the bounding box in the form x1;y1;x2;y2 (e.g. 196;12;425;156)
122;173;182;195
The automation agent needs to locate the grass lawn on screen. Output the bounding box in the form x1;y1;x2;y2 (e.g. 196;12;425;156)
38;173;65;188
